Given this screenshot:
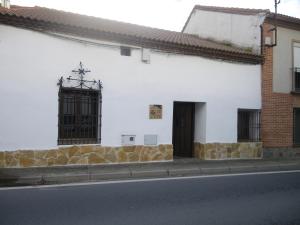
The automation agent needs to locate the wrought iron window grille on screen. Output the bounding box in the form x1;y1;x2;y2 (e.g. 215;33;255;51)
237;109;261;142
57;62;103;145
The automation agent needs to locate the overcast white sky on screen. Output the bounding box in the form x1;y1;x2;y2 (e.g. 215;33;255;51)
11;0;300;31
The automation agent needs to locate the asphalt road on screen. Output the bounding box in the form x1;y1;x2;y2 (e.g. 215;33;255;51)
1;171;300;225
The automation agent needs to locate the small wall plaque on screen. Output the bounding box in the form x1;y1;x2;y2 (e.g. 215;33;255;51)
144;134;158;145
149;105;162;119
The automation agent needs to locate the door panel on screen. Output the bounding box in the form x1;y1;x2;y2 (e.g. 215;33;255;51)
172;102;195;157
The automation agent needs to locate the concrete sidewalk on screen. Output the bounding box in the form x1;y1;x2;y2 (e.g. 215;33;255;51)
1;158;300;187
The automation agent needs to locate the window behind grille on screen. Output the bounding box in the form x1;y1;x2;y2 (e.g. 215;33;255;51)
237;109;261;142
58;88;99;145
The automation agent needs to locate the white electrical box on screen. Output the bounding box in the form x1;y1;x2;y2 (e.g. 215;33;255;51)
144;134;158;145
141;48;150;63
121;135;136;146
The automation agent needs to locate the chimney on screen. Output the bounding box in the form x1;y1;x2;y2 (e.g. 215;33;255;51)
0;0;10;9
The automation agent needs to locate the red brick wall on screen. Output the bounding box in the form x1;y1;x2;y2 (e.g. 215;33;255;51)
261;22;294;148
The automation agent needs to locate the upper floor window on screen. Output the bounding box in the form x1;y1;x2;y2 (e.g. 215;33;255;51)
292;42;300;92
237;109;261;142
120;46;131;56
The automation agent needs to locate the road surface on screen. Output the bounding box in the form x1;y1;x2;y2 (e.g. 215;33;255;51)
1;171;300;225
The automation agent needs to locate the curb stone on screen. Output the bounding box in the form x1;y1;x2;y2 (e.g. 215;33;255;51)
1;159;300;187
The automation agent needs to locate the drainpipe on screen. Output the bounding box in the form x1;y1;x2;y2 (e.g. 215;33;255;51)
260;25;264;56
267;0;280;47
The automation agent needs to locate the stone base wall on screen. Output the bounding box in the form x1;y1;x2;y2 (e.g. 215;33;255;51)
263;148;300;159
194;142;263;160
0;144;173;168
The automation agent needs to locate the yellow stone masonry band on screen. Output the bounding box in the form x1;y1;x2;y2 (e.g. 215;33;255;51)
194;142;263;160
0;145;173;168
0;142;263;168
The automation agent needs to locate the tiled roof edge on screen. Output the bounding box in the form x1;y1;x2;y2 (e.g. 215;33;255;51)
0;7;262;64
265;13;300;31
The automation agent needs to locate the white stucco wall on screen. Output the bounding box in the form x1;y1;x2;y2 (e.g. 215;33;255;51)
295;42;300;68
0;25;261;151
273;27;300;93
183;9;266;54
194;103;206;143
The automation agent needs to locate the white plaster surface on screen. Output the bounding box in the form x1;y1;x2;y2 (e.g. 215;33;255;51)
294;43;300;68
0;25;261;151
194;103;206;143
273;27;300;93
183;9;266;54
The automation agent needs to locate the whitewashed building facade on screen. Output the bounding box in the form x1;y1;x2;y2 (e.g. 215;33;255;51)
0;4;263;168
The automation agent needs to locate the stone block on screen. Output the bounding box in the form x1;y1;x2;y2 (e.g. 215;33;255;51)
34;158;48;167
0;160;4;167
19;150;34;159
35;150;48;160
152;153;164;161
231;149;240;159
164;147;173;160
117;149;128;162
257;148;263;158
77;157;88;165
68;156;80;164
54;155;69;165
104;148;117;163
66;146;81;158
46;150;58;159
123;146;135;153
5;152;18;167
140;151;150;161
47;157;57;166
20;158;35;167
88;153;106;164
80;146;96;155
127;152;139;162
18;151;35;168
0;152;4;161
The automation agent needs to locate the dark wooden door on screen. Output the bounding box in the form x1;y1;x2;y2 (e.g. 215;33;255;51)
172;102;195;157
294;108;300;146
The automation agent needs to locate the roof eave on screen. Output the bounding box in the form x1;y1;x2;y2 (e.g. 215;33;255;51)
265;14;300;31
0;13;262;64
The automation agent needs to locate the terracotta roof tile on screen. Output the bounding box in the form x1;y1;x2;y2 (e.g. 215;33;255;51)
194;5;269;15
0;5;262;64
266;12;300;31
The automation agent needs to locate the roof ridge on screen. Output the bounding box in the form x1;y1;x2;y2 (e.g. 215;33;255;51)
31;5;182;34
194;4;269;14
11;4;256;49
